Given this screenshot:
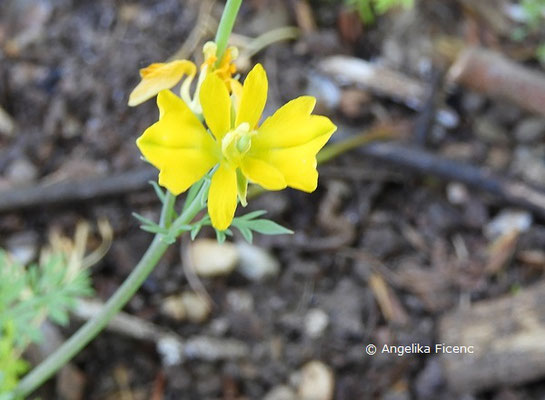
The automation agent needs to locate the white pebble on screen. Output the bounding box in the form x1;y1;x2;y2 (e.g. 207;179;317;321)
190;239;239;277
304;309;329;339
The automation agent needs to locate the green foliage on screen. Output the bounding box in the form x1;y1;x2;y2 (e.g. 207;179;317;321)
139;178;293;244
189;210;293;244
0;249;93;396
513;0;545;62
521;0;545;29
0;321;27;398
345;0;414;23
230;210;293;244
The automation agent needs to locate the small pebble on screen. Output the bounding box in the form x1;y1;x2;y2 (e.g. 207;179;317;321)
160;295;186;321
306;73;341;112
485;209;532;239
157;336;183;366
181;291;211;323
436;108;459;129
474;118;508;144
297;360;335;400
190;239;239;278
6;158;38;186
512;145;545;186
514;117;545;143
226;289;254;313
304;308;329;339
6;231;39;265
236;242;280;281
446;183;469;205
264;385;297;400
461;92;486;113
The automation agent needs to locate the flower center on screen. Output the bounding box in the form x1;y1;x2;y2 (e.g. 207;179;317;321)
221;122;255;166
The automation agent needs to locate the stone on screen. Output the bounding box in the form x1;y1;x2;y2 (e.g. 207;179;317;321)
263;385;297;400
6;231;38;265
474;117;508;144
297;361;335;400
160;295;186;321
514;117;545;143
484;209;532;239
181;291;211;323
6;158;38;186
511;145;545;186
236;242;280;281
304;308;329;339
157;336;184;366
446;183;469;205
226;289;254;313
190;239;239;278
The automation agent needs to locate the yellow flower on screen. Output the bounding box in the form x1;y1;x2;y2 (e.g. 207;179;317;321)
128;60;196;107
137;64;336;230
202;42;239;85
128;42;239;108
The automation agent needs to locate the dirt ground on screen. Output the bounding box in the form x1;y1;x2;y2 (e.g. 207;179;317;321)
3;0;545;399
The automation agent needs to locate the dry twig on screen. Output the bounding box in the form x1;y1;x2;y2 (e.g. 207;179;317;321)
448;47;545;117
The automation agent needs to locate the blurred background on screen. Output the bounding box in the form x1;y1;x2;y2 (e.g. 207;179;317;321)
2;0;545;398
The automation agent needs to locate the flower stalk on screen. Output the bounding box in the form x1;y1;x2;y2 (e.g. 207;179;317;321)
14;186;207;397
14;1;247;393
214;0;243;61
12;0;340;395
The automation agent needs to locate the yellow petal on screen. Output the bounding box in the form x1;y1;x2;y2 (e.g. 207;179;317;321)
259;136;328;192
240;157;286;190
248;96;336;192
128;60;196;106
253;97;325;147
136;90;219;195
208;162;238;230
230;79;243;118
235;64;267;129
200;73;232;140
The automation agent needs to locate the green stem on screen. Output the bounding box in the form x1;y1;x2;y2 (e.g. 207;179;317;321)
215;0;242;61
14;190;205;398
16;1;241;395
316;127;395;164
162;190;176;226
245;27;300;58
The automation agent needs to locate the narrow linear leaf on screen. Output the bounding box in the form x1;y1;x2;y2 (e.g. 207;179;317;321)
237;210;268;221
190;225;202;240
149;180;166;202
140;225;168;234
132;212;158;227
245;219;293;235
237;226;253;243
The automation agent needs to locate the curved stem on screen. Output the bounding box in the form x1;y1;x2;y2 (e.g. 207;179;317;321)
14;190;205;398
245;26;300;59
14;235;169;397
15;0;240;394
161;190;176;227
214;0;242;61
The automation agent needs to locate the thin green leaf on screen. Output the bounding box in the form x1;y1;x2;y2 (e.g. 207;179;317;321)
237;226;253;243
140;225;168;234
245;219;293;235
190;225;202;240
237;210;267;221
149;181;166;202
132;212;158;227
